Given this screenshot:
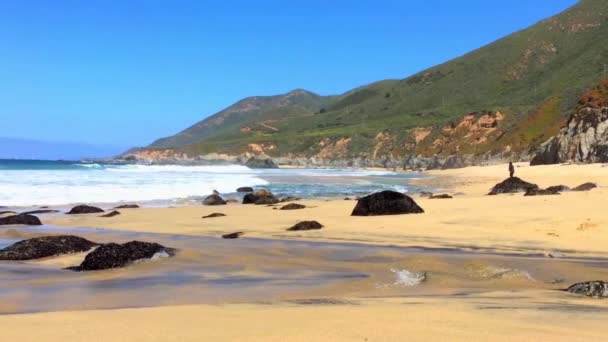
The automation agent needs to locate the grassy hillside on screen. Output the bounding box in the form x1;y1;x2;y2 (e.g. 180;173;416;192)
147;0;608;161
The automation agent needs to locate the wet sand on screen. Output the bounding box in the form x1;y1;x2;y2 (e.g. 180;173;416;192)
1;162;607;341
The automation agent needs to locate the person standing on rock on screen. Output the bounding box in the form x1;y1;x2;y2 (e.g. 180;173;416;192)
509;162;515;178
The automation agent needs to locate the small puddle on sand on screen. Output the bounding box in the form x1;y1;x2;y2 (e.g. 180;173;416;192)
1;225;608;314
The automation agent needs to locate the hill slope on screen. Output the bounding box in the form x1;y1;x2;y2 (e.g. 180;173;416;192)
133;0;608;168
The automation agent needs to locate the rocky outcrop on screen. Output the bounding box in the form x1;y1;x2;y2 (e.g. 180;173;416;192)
67;205;105;215
567;281;608;298
0;214;42;226
531;107;608;165
242;189;279;205
68;241;176;271
203;194;227;206
351;190;424;216
287;221;324;231
488;177;539;195
0;236;97;260
244;157;278;169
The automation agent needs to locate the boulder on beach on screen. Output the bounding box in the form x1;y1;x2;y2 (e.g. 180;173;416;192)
0;235;97;260
236;187;254;193
418;191;434;198
0;214;42;226
280;196;302;203
203;213;226;218
488;177;539;195
222;232;244;239
242;189;280;205
203;194;227;206
351;190;424;216
287;221;324;231
567;281;608;298
280;203;306;210
100;210;121;217
244;157;278;169
67;205;105;215
20;209;60;215
114;204;140;209
524;188;561;196
68;241;176;271
430;194;453;199
571;182;598;192
545;185;570;193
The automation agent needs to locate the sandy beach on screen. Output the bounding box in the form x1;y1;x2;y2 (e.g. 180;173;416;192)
1;162;608;341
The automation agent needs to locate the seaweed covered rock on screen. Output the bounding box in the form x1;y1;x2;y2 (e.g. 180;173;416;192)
67;205;105;215
0;235;97;260
488;177;539;195
351;190;424;216
203;194;227;206
287;221;324;231
0;214;42;226
567;281;608;298
69;241;175;271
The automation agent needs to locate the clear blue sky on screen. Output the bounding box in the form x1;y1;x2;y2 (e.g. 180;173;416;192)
0;0;578;150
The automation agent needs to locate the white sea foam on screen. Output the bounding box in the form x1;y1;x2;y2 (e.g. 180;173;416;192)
391;268;427;286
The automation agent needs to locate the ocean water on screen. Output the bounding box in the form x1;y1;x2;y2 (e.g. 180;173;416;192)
0;159;424;207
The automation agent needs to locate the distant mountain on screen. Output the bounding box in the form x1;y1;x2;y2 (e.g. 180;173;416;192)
0;137;124;161
132;0;608;169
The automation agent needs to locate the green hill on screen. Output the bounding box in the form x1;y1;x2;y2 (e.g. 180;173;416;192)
141;0;608;167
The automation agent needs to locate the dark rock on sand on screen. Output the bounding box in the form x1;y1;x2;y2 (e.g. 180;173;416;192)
351;190;424;216
280;196;302;203
67;205;105;215
524;188;561;196
488;177;539;195
101;210;121;217
571;182;598;192
203;194;227;206
222;232;244;239
69;241;176;271
567;281;608;298
203;213;226;218
287;221;324;231
546;185;570;193
0;214;42;226
244;157;278;169
430;194;453;199
280;203;306;210
114;204;140;209
20;209;60;215
242;189;279;205
0;235;97;260
418;191;434;198
236;187;254;193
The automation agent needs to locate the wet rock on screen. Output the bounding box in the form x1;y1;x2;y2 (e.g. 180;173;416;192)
20;209;60;215
280;203;306;210
546;185;570;193
524;188;561;196
0;235;97;260
280;196;302;203
114;204;140;209
287;221;324;231
430;194;453;199
203;194;227;206
67;205;105;215
488;177;539;195
244;157;278;169
567;281;608;298
351;190;424;216
242;189;279;205
101;210;121;217
68;241;176;271
0;214;42;226
203;213;226;218
222;232;244;239
236;187;254;193
571;182;598;192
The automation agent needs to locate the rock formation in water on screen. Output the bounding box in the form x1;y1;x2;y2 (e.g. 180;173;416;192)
0;235;97;260
242;189;280;205
69;241;176;271
351;190;424;216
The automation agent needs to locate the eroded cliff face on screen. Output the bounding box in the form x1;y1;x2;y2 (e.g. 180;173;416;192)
531;107;608;165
